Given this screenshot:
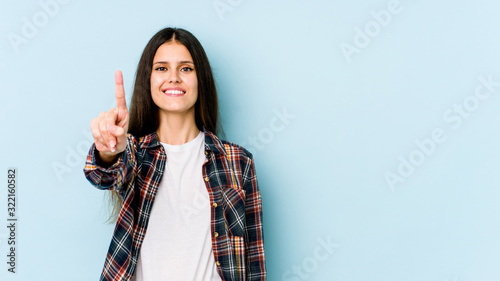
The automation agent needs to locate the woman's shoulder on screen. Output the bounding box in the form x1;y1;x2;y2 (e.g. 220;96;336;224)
218;138;254;161
203;126;254;161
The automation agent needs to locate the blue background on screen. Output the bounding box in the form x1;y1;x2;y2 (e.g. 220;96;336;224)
1;0;499;280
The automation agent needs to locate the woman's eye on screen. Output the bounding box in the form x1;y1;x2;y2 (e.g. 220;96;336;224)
181;67;193;72
155;67;166;71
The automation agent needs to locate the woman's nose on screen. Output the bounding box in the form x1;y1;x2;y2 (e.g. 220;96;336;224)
168;71;180;83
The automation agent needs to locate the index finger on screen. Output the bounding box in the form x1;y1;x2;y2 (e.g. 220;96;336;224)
115;70;128;112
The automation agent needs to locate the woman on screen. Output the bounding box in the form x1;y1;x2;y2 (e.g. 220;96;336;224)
83;27;267;281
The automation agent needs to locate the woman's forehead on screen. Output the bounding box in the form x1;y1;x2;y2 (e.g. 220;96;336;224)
153;42;193;63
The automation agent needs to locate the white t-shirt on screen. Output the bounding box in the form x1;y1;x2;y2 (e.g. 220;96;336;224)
132;130;222;281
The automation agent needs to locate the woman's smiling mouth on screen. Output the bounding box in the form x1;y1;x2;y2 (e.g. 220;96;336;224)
162;87;186;96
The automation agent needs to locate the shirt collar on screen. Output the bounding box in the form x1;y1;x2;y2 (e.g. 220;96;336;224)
138;125;227;156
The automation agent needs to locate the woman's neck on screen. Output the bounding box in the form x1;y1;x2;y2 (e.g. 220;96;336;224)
156;111;199;145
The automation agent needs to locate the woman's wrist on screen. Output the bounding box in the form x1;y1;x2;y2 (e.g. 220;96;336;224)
97;150;119;167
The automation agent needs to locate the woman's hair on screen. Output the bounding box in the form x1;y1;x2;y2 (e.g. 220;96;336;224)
104;27;225;224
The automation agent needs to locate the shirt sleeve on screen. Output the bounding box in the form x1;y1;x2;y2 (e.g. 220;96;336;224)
243;155;267;280
83;133;137;197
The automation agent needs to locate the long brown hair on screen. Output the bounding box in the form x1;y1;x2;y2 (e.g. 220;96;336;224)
103;27;225;224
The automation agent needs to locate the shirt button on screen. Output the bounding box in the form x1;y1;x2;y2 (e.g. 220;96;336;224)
212;202;218;208
216;261;220;266
214;232;219;238
204;176;209;182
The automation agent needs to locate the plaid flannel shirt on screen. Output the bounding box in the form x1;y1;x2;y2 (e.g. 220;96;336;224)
83;125;267;281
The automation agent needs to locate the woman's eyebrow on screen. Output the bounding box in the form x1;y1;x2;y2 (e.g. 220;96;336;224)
153;60;194;65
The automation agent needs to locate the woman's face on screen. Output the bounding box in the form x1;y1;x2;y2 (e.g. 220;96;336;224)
150;41;198;118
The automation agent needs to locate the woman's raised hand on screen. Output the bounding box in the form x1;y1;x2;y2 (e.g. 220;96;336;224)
90;70;130;162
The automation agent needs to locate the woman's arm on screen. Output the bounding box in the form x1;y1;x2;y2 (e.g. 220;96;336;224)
83;70;133;194
243;155;267;280
97;150;120;167
83;134;136;194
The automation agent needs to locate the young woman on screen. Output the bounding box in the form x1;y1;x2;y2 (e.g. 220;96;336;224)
83;27;267;281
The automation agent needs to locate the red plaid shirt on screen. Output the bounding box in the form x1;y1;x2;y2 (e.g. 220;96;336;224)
83;125;267;281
